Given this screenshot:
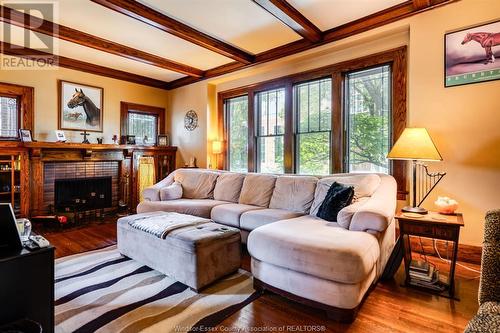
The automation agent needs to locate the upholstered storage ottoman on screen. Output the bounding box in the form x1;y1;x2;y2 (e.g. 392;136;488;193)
117;211;241;291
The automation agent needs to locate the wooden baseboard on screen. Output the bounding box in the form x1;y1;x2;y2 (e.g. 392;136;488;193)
409;236;482;265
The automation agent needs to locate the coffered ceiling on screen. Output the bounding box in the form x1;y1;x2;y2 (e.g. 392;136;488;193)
0;0;454;90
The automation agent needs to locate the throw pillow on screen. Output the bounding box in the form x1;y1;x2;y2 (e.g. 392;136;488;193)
316;182;354;222
160;181;183;201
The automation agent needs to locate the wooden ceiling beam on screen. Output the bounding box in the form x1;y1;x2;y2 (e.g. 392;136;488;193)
90;0;255;64
0;5;203;77
252;0;322;42
167;0;455;89
0;42;170;89
413;0;431;10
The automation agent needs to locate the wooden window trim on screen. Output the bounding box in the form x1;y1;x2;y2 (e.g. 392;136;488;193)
0;82;34;140
218;46;407;199
120;102;165;139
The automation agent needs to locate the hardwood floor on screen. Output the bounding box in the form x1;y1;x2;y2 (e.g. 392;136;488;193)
40;221;117;258
41;222;479;332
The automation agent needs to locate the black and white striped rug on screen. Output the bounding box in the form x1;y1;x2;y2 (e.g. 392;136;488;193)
55;246;259;333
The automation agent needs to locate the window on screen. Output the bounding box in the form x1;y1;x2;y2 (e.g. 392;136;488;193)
295;78;332;175
0;83;33;141
226;95;248;172
256;88;285;173
0;96;19;139
345;65;391;173
128;112;158;145
120;102;165;146
219;48;406;196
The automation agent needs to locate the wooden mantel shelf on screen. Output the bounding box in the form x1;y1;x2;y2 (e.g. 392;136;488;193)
0;141;177;152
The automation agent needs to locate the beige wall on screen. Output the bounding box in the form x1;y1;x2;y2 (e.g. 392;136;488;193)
0;57;168;143
167;0;500;246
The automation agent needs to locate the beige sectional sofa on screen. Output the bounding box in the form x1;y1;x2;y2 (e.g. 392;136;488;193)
138;168;397;321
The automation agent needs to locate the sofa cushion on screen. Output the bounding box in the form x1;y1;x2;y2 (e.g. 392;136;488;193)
159;181;183;201
213;172;246;203
137;199;229;219
239;173;277;207
310;174;381;215
247;215;380;284
240;209;304;231
174;169;220;199
269;176;318;213
211;203;263;228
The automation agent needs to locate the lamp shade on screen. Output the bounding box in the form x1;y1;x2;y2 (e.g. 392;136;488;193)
212;141;223;154
387;128;442;161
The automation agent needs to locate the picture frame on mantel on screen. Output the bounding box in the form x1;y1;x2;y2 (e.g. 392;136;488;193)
58;80;104;132
445;20;500;87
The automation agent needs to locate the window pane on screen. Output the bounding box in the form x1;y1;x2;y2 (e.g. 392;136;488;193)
256;88;285;173
297;132;330;175
346;65;391;173
258;136;284;174
227;96;248;172
296;78;331;133
128;112;157;145
0;96;18;138
295;78;332;175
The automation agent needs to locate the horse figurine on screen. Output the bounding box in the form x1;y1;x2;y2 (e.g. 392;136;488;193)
67;88;101;127
461;32;500;64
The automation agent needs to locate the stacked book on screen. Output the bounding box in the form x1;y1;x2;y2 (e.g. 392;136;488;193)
408;260;446;292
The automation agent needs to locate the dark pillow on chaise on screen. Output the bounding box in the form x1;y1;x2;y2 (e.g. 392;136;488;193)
316;182;354;222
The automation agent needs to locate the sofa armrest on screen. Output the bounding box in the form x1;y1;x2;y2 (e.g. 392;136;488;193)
349;175;397;233
142;171;176;202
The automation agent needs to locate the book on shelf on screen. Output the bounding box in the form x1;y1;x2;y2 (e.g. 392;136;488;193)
409;265;435;282
410;259;430;273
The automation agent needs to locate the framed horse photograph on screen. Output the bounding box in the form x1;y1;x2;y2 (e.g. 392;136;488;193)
445;20;500;87
58;80;104;132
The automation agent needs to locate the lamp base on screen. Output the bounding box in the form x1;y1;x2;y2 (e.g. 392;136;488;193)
402;206;428;215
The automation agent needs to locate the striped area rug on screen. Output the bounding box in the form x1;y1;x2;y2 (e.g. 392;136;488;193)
55;246;259;333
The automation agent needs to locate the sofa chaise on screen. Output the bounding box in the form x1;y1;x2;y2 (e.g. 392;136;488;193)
138;168;397;321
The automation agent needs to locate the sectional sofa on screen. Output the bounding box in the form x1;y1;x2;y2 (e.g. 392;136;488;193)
138;168;397;321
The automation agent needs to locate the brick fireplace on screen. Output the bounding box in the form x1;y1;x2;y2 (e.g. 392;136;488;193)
43;161;120;215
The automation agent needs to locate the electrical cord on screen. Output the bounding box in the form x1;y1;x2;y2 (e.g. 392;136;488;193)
432;239;481;275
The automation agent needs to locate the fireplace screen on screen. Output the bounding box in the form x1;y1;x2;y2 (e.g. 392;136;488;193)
54;176;112;211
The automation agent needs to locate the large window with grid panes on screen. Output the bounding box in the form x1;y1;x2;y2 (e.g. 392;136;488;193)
219;48;406;197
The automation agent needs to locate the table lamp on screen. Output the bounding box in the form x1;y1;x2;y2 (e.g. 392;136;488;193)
212;140;223;169
387;128;443;214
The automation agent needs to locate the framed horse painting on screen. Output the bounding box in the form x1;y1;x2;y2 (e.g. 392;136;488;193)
445;20;500;87
58;80;104;132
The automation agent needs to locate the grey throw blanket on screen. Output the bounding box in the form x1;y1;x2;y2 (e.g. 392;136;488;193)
128;212;211;239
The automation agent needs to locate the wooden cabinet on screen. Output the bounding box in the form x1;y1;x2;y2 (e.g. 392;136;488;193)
130;147;176;210
0;145;29;217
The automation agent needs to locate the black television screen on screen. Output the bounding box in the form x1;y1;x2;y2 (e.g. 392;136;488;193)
0;203;23;251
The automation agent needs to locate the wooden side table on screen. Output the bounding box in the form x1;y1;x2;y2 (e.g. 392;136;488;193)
396;211;464;299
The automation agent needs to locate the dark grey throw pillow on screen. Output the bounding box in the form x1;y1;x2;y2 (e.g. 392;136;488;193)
316;182;354;222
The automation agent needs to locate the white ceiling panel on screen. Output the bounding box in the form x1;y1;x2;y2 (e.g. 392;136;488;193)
4;0;233;70
2;24;185;82
140;0;302;54
287;0;407;31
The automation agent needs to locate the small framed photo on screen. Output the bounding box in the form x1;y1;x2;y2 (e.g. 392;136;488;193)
126;135;136;145
19;129;33;142
55;130;66;142
157;134;170;147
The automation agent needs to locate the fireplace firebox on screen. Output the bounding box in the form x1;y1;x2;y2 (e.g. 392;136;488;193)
54;176;112;212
